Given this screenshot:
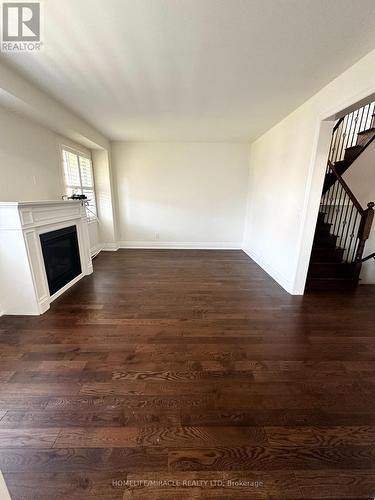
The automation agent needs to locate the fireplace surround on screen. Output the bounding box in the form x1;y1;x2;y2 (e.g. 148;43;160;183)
0;200;92;315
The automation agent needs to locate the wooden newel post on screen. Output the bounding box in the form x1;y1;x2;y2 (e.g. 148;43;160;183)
355;202;375;262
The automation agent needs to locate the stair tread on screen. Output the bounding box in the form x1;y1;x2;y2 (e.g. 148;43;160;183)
314;235;338;245
310;261;351;265
310;261;343;265
314;232;337;237
357;127;375;135
313;245;342;249
345;144;363;151
312;256;342;260
307;276;357;282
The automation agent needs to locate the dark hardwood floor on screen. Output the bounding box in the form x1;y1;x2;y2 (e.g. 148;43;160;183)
1;249;375;499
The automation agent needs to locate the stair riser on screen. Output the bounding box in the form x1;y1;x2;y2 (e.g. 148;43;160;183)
344;147;362;163
309;263;355;278
315;228;331;238
310;250;343;263
316;221;332;232
313;235;338;248
317;212;327;223
305;279;358;291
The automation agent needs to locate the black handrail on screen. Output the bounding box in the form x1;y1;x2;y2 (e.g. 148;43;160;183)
328;161;364;214
333;116;344;132
360;252;375;263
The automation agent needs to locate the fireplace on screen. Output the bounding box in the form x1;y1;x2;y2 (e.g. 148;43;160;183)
0;200;92;315
40;225;82;295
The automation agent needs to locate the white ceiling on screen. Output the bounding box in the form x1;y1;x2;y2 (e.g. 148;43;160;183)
2;0;375;142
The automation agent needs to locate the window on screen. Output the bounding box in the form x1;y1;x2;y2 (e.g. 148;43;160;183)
61;147;97;221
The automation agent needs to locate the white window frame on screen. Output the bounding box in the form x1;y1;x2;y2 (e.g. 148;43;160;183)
60;145;98;222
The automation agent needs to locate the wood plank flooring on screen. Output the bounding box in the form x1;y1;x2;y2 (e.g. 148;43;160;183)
0;249;375;499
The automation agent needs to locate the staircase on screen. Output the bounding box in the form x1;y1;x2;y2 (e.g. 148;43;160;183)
306;102;375;291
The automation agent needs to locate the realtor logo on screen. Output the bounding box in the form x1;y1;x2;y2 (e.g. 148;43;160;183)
1;2;43;51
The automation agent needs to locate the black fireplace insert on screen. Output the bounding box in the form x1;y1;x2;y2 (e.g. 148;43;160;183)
40;225;82;295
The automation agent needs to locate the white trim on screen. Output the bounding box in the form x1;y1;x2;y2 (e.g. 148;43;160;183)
0;200;82;207
242;245;295;294
0;471;11;500
60;143;91;160
102;242;119;251
91;244;103;258
117;241;242;249
292;118;334;294
49;272;85;304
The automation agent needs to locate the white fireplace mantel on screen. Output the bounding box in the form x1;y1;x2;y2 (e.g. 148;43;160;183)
0;200;93;315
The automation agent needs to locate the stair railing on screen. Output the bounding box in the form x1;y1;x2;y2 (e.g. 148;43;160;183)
320;161;374;264
328;116;344;164
329;102;375;163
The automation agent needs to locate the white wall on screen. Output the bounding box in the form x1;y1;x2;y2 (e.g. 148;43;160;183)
0;60;109;151
344;139;375;284
111;142;250;247
243;48;375;294
0;105;62;201
0;105;101;255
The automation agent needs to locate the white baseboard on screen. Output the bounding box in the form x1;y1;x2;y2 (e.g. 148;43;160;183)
117;241;242;249
242;245;298;295
101;242;119;251
90;244;103;257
